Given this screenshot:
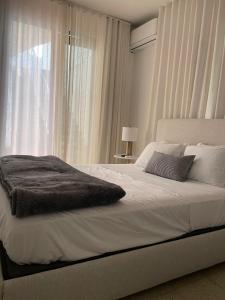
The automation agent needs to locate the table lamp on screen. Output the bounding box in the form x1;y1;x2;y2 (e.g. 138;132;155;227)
122;127;138;156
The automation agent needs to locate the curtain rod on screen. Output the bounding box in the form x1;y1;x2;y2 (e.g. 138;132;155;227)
51;0;131;25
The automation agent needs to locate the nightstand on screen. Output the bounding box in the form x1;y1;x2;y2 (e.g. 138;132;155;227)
113;154;137;163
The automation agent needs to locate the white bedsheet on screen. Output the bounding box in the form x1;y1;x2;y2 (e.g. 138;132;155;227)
1;164;225;265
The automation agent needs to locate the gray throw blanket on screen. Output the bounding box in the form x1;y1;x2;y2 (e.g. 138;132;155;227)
0;155;126;217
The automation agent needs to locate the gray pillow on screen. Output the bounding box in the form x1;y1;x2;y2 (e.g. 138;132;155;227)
144;151;195;182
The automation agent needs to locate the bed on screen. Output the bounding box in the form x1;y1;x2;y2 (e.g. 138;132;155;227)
1;118;225;300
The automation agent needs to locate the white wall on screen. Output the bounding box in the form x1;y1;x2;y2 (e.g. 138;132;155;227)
129;42;155;156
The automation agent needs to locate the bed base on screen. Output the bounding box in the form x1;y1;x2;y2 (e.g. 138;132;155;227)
0;228;224;300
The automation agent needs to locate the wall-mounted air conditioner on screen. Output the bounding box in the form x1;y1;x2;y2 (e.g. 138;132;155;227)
130;18;157;52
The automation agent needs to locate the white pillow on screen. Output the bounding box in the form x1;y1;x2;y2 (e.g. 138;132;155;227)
197;143;225;149
135;142;185;168
185;145;225;188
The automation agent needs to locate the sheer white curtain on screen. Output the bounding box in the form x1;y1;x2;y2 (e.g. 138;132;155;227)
101;18;131;163
54;7;131;164
0;0;67;156
145;0;225;143
0;0;131;163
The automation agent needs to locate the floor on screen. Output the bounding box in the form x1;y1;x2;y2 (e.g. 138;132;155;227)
124;263;225;300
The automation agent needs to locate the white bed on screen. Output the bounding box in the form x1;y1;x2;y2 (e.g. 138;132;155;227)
1;164;225;265
1;119;225;300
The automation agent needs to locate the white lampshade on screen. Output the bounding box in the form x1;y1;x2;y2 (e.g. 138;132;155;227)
122;127;138;142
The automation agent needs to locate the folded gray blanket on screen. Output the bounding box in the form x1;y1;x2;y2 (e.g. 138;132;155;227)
0;155;126;217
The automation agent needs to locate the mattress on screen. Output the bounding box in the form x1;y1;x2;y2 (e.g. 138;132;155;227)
0;164;225;265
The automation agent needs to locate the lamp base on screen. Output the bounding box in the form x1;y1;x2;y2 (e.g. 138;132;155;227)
125;142;133;156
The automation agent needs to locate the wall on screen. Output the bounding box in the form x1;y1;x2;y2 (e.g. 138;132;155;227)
129;42;155;156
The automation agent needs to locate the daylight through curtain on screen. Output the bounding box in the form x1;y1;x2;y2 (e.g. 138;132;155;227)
0;0;67;156
0;0;131;164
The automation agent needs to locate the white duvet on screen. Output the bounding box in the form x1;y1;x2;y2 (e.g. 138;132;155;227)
1;164;225;265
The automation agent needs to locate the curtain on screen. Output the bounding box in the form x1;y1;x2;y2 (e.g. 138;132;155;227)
0;0;6;118
145;0;225;143
0;1;6;76
54;7;131;164
101;18;131;163
0;0;67;156
0;0;131;164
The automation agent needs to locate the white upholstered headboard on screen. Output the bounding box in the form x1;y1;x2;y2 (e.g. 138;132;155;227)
156;119;225;145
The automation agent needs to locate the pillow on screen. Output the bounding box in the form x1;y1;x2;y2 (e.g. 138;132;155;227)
135;142;186;168
144;151;195;182
197;143;225;149
185;145;225;187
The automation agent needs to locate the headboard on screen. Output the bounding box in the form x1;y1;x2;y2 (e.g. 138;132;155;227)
156;119;225;145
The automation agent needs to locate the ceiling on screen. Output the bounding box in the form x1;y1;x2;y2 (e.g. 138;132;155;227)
71;0;171;25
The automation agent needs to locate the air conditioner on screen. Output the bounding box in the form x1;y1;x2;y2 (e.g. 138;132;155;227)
130;18;157;52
